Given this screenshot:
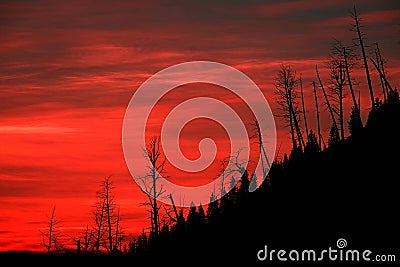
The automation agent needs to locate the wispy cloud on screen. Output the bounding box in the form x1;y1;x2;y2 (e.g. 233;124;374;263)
0;125;77;134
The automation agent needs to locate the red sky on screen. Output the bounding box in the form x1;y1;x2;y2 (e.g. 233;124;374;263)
1;0;399;251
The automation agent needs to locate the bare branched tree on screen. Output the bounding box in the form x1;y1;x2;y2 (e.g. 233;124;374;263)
221;149;249;193
103;176;115;252
138;136;166;238
316;64;340;143
81;225;94;254
114;207;124;252
222;149;247;176
40;206;63;253
91;176;124;254
343;45;362;128
351;5;375;109
328;40;348;140
274;65;305;151
299;75;309;138
93;197;105;254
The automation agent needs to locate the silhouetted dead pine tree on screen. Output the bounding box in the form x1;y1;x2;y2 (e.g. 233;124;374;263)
274;65;305;151
138;137;166;238
316;64;340;143
312;81;322;150
299;75;309;138
351;5;375;109
40;206;63;253
328;41;348;140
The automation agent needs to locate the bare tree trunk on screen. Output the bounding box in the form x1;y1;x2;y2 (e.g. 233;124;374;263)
291;106;305;150
316;65;339;137
152;187;159;237
375;43;388;102
338;61;345;140
253;119;271;180
375;47;386;102
286;83;304;150
285;76;297;150
299;75;309;138
353;5;375;109
289;109;296;149
169;194;180;222
312;81;322;150
114;208;121;251
40;206;61;253
46;206;56;253
91;176;122;254
95;200;105;254
150;161;160;237
48;206;55;253
138;137;167;240
344;47;362;126
274;65;303;151
83;225;92;253
104;178;113;252
370;58;394;93
376;42;389;98
283;69;297;150
142;137;166;238
320;134;327;150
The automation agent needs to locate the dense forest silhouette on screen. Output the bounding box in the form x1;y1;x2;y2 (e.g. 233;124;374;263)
2;5;399;266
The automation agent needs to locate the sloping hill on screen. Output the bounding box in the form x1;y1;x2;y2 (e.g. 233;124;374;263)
136;94;400;265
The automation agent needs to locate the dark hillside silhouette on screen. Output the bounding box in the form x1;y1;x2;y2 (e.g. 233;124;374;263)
125;92;400;265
